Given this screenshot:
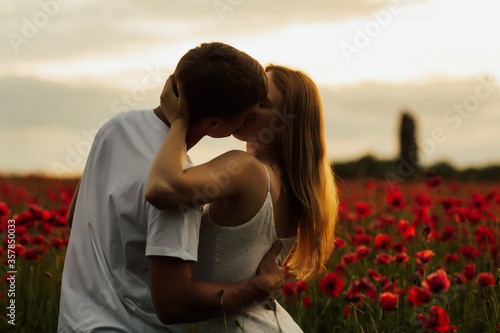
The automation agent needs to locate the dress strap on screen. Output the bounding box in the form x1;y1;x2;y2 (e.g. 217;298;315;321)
262;164;270;192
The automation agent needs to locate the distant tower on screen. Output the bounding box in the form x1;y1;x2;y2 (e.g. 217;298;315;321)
399;111;418;168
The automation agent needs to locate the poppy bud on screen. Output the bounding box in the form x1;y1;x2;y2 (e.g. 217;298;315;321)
412;276;421;285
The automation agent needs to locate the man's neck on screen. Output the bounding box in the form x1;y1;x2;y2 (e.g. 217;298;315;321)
154;107;205;151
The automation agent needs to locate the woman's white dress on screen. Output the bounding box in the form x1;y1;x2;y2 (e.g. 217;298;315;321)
192;165;303;332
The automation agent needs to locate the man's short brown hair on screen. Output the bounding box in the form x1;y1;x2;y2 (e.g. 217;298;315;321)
174;42;267;123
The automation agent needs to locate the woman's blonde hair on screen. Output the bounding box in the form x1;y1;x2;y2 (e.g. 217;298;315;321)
266;65;338;281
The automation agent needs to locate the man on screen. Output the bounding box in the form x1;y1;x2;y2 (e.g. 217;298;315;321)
58;42;284;332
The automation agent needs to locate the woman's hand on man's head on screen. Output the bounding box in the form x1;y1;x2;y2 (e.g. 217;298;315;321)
160;75;190;124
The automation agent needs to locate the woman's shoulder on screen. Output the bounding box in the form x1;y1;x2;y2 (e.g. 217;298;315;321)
212;150;268;186
215;150;261;169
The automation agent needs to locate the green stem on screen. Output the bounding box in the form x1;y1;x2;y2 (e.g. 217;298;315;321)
220;290;229;333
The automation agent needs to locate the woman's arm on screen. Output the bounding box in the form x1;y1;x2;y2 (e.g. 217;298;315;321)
146;141;261;210
149;240;284;325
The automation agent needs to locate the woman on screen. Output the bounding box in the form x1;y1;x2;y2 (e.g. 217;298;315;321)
146;65;338;332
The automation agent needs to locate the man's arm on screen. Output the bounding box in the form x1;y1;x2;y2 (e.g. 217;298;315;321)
149;240;284;325
67;179;81;228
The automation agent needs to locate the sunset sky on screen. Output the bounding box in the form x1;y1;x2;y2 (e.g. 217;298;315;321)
1;0;499;176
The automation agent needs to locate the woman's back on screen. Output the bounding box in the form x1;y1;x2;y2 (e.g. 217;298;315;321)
192;164;302;332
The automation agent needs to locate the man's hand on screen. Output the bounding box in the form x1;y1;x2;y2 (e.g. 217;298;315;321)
159;75;190;124
254;240;285;301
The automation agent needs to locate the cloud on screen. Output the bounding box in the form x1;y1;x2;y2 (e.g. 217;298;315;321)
1;0;423;64
0;75;164;131
321;75;500;166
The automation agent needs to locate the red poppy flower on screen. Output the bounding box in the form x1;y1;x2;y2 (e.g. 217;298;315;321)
24;248;40;261
31;235;46;245
15;226;27;236
375;234;392;250
13;244;25;256
426;176;442;188
495;195;500;204
474;226;497;247
460;245;481;259
381;279;394;292
295;281;308;295
422;269;450;294
367;269;383;281
355;245;371;260
387;191;406;209
349;277;377;301
51;238;64;249
391;281;411;298
441;226;456;242
444;253;459;263
407;286;432;306
334;237;346;250
476;272;495;287
394;253;410;263
418;306;450;332
355;202;372;217
466;209;482;224
343;291;366;303
282;282;296;296
379;292;398;311
18;236;30;245
393;241;406;253
464;263;475;281
397;220;416;241
471;193;488;210
319;272;344;297
342;253;358;264
415;193;431;206
426;231;440;242
0;202;9;217
415;250;435;264
374;253;393;264
441;197;457;215
303;295;311;308
335;263;345;275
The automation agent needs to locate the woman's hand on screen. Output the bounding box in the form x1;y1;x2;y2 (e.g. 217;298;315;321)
159;75;190;124
254;240;285;301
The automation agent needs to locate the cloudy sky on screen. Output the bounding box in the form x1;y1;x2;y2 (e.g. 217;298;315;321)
1;0;499;177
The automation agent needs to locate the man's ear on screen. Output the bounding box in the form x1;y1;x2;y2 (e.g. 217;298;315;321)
203;117;221;131
202;117;232;138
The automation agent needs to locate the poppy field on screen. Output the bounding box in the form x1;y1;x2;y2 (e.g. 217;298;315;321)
1;174;499;332
278;176;500;332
